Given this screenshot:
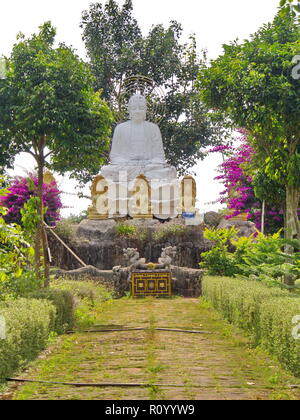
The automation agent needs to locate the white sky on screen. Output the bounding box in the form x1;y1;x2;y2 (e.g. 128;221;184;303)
0;0;280;216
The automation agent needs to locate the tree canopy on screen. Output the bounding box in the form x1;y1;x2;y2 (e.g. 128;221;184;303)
0;22;113;283
81;0;223;174
279;0;300;22
0;22;112;183
198;12;300;283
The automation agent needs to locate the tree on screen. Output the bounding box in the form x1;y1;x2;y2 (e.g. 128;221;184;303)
0;22;112;285
81;0;223;174
279;0;300;22
210;137;287;234
198;12;300;284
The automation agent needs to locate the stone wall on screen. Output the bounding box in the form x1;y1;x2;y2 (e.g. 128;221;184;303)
48;218;212;271
171;266;203;297
48;217;256;272
53;264;204;298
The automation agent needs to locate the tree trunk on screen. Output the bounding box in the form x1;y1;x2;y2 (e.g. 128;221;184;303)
34;228;42;278
36;135;50;288
42;226;50;287
294;212;300;244
34;161;43;280
284;184;300;286
37;156;45;284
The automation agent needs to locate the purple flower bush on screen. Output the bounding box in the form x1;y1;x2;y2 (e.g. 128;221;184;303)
210;133;286;233
0;174;62;226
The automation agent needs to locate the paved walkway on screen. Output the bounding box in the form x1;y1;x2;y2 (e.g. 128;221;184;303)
6;298;300;400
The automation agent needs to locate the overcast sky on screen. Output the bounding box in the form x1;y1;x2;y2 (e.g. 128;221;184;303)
0;0;280;216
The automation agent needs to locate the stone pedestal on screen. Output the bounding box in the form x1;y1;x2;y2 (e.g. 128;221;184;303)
87;174;197;221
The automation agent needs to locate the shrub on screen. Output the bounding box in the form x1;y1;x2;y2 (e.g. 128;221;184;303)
27;289;75;334
153;224;188;242
0;298;56;382
259;297;300;376
115;224;137;237
51;278;113;306
114;223;147;240
0;271;42;301
200;228;300;287
0;192;41;300
202;276;300;377
54;218;76;242
63;212;88;224
200;227;238;276
50;278;113;331
232;232;300;286
0;174;62;226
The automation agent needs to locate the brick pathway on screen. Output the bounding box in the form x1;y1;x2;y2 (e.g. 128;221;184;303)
6;298;300;400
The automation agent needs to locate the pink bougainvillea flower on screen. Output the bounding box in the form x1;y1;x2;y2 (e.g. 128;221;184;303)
0;174;62;226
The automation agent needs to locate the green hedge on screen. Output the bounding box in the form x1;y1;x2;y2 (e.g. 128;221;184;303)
0;298;56;382
28;289;75;334
0;288;75;383
202;276;300;377
51;279;113;305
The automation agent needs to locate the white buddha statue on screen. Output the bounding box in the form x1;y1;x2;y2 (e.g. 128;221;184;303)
101;94;177;182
